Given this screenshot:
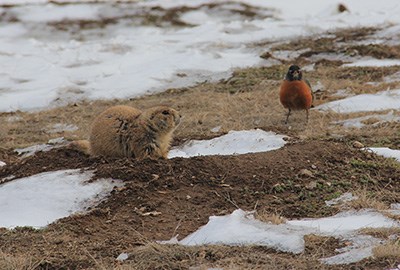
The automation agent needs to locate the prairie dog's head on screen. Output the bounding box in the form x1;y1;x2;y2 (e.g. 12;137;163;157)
141;106;181;133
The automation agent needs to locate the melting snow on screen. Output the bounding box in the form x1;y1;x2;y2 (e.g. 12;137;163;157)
0;169;123;229
384;71;400;83
325;192;358;206
47;123;79;133
15;137;68;157
161;209;399;265
316;89;400;113
343;59;400;67
334;111;400;128
1;0;400;112
367;147;400;162
168;129;287;158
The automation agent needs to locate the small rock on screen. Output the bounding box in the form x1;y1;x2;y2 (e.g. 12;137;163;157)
210;126;222;133
260;51;272;59
353;141;364;149
311;164;317;169
338;3;349;13
299;169;314;178
306;181;317;190
116;253;129;262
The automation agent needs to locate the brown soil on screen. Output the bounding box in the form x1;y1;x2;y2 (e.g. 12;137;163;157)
1;138;399;269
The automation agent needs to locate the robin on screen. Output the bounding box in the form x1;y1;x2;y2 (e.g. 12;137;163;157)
279;65;313;124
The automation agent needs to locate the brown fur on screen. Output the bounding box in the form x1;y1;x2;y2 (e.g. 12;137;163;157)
71;105;180;159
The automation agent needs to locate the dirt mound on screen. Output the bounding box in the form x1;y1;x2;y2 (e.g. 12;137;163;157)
0;139;399;269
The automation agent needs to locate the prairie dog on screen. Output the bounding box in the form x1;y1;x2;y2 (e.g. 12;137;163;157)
72;105;180;159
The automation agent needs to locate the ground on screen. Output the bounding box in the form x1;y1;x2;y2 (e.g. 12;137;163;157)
1;137;400;269
1;6;400;270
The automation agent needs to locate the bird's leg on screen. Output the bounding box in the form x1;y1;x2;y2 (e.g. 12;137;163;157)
285;108;291;124
306;109;309;123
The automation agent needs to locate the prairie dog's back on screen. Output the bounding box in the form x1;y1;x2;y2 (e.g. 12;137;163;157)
90;105;142;157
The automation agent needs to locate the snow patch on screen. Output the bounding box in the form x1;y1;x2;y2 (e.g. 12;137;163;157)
168;129;287;158
316;89;400;113
343;59;400;67
367;147;400;162
161;209;399;265
2;1;400;112
15;137;68;157
48;123;79;133
334;111;400;128
384;71;400;83
325;192;358;206
0;169;123;229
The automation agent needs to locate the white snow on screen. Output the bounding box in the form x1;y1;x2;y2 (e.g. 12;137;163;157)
47;123;79;133
287;210;398;235
384;71;400;83
367;147;400;162
168;129;287;158
15;137;68;157
162;209;399;265
1;1;400;112
163;209;305;254
334;111;400;128
316;89;400;113
0;161;6;167
325;192;358;206
343;59;400;67
0;169;123;229
320;235;380;265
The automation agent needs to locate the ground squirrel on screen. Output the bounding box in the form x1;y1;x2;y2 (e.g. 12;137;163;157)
71;105;181;159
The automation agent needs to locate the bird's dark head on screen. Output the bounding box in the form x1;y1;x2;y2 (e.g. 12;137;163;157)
286;65;302;81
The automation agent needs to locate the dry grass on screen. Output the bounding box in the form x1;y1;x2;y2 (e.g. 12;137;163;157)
114;243;321;270
0;252;40;270
2;61;400;151
346;189;389;210
254;210;287;224
2;25;400;150
373;240;400;259
360;227;400;239
303;234;342;258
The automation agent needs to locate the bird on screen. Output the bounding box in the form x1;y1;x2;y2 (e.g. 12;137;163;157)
279;65;313;124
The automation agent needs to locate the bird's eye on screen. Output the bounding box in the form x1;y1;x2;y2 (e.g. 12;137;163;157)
162;110;170;115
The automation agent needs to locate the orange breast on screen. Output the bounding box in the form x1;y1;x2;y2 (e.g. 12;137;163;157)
279;80;313;110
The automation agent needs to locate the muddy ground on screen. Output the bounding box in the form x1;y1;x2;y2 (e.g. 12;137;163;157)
0;138;399;269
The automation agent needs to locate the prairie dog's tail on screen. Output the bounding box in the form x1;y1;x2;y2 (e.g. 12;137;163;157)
69;140;91;155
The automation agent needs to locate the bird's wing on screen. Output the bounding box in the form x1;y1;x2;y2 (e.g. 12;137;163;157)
304;79;314;106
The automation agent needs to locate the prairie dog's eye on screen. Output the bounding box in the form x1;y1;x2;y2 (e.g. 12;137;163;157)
162;110;170;115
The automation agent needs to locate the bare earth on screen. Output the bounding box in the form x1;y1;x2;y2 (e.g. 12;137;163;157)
0;138;399;269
